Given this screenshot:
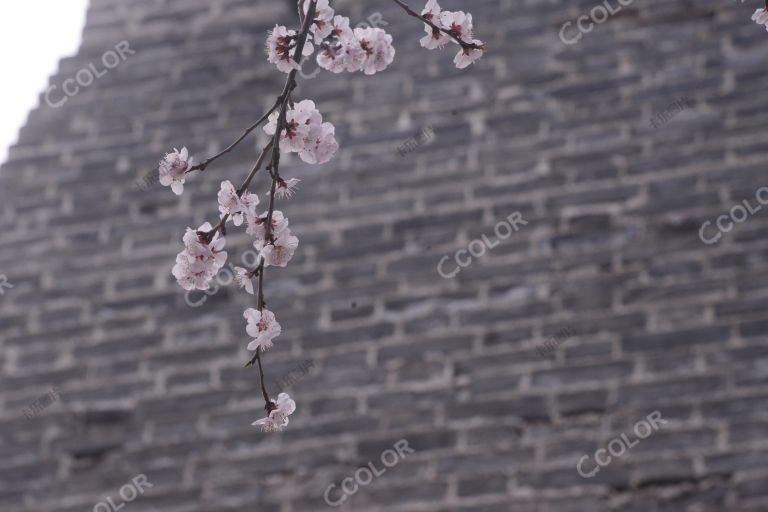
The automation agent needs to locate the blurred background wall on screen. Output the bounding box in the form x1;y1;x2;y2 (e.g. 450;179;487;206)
2;0;768;511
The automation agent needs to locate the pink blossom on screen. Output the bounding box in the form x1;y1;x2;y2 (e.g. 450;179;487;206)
218;180;259;226
264;100;337;164
305;0;335;43
251;392;296;432
440;11;474;42
264;101;315;152
246;210;289;242
234;266;255;295
753;8;768;29
355;27;396;75
454;40;485;69
420;0;450;49
276;178;301;199
266;25;314;73
244;308;282;352
329;14;354;40
299;122;338;165
317;16;366;73
158;147;192;195
255;229;299;268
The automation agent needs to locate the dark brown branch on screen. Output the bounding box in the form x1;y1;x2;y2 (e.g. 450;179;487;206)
237;142;274;196
390;0;486;51
245;348;271;407
187;101;281;173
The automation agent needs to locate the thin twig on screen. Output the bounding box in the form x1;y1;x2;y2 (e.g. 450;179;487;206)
187;101;281;173
238;141;274;196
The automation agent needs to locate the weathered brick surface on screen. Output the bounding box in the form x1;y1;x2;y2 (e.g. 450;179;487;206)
1;0;768;510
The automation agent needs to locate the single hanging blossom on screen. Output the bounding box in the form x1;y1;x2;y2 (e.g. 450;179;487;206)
244;307;282;352
266;25;314;73
276;178;301;199
355;27;396;75
420;0;450;49
252;393;296;432
246;210;290;242
753;8;768;29
172;222;227;291
454;40;485;69
159;147;193;195
234;266;255;295
255;229;299;268
218;180;260;226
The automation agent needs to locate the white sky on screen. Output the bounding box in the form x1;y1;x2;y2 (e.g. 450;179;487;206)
0;1;89;163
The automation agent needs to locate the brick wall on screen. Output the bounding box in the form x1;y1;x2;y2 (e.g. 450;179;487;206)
1;0;768;510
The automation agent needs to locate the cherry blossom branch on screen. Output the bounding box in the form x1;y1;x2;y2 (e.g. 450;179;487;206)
390;0;485;50
164;0;485;432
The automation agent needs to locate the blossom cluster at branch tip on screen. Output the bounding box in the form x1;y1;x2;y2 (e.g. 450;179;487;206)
419;0;485;69
753;8;768;30
252;392;296;432
264;99;338;164
172;222;227;291
158;147;192;195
